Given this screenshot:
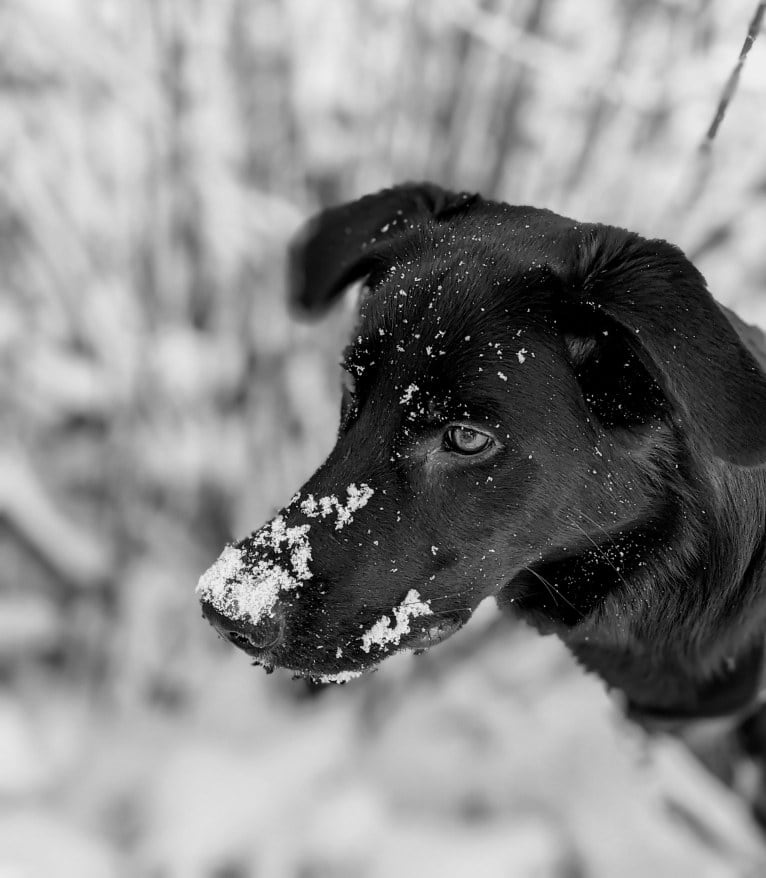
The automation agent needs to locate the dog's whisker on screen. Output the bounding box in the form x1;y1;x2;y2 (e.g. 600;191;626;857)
570;508;620;550
399;586;480;606
423;606;473;617
562;512;632;593
394;601;470;619
521;565;585;619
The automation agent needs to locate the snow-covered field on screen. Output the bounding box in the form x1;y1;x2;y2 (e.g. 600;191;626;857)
2;1;766;875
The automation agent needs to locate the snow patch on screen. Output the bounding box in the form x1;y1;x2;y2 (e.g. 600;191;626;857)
198;483;374;626
360;589;433;653
317;669;363;684
517;348;528;364
300;483;374;531
399;383;419;405
196;517;313;625
196;545;293;626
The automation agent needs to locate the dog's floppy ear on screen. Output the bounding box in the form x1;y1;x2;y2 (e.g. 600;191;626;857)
289;183;479;315
565;227;766;466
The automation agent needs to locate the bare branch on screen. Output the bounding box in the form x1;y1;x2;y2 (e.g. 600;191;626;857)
702;2;766;149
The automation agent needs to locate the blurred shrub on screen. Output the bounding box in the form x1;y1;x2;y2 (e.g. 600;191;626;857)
0;1;765;874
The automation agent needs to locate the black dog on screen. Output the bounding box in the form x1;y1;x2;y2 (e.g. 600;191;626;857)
198;183;766;726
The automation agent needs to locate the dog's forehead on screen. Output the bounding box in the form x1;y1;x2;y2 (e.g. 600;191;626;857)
344;239;558;423
356;210;576;329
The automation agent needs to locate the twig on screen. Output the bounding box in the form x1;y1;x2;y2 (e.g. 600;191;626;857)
702;2;766;149
666;3;766;219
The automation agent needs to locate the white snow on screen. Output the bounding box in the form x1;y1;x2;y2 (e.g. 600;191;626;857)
316;669;363;684
497;371;508;382
289;537;313;581
299;495;318;517
196;516;313;625
399;383;418;404
196;544;296;626
198;484;374;623
360;589;433;654
300;483;374;531
517;348;528;364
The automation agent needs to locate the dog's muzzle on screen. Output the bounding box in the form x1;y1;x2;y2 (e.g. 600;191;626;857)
196;485;377;665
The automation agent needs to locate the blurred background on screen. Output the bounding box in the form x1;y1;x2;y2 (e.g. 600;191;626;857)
2;0;766;875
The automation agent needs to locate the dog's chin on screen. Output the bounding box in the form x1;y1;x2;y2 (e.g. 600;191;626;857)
248;619;464;682
247;647;375;682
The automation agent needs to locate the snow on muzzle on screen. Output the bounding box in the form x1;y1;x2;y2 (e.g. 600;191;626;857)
196;483;375;660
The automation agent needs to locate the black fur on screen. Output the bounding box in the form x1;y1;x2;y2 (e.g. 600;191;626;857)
204;183;766;723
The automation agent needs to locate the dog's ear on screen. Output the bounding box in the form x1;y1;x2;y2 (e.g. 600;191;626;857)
563;227;766;466
288;183;479;316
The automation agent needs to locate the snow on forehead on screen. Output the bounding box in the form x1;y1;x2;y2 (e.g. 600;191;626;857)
356;280;509;366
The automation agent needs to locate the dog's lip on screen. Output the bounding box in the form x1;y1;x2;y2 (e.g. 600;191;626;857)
210;612;464;677
398;617;463;651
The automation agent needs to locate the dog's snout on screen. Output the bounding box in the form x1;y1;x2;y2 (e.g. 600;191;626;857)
201;601;284;653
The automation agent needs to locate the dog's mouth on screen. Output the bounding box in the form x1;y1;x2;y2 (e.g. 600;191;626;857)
275;618;465;682
201;588;466;682
303;615;465;682
397;617;464;652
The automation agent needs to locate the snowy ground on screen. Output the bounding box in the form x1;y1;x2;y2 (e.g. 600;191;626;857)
3;1;766;875
6;604;766;877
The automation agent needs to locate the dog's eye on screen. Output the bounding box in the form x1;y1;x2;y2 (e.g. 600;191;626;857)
444;426;493;455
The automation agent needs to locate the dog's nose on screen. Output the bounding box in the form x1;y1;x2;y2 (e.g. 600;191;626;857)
201;602;284;653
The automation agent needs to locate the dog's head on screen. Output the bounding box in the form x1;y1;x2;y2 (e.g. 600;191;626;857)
197;183;766;685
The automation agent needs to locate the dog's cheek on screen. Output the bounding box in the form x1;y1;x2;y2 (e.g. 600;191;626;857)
398;463;536;601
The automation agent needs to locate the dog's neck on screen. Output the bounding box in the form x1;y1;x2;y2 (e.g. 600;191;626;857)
508;453;766;720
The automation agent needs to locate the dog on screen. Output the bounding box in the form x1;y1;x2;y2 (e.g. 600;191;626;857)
197;182;766;729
